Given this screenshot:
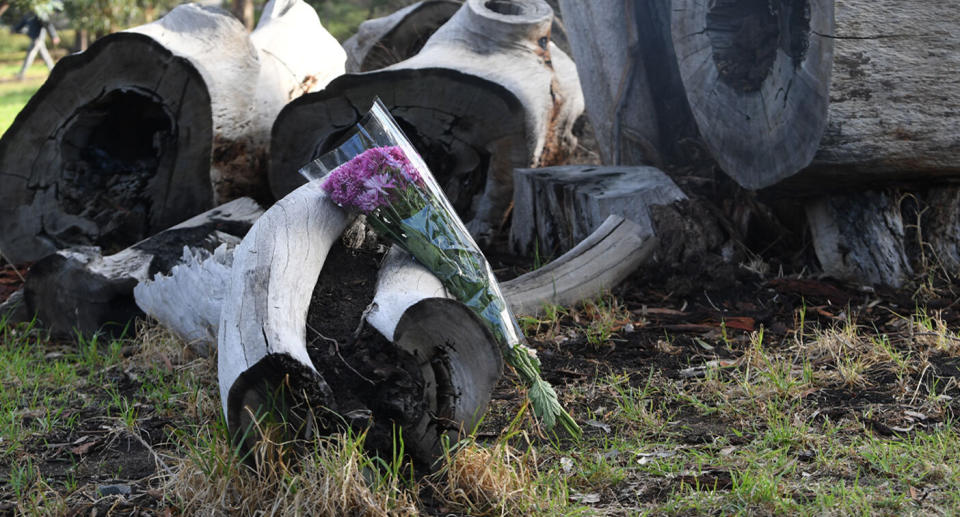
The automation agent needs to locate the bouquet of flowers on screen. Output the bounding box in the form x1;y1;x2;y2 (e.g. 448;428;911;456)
300;99;580;438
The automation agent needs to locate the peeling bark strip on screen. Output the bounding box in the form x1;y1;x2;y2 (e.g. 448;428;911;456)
786;0;960;190
0;0;343;265
24;198;263;339
270;0;583;240
558;0;833;189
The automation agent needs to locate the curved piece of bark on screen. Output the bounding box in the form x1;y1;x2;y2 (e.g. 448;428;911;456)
782;0;960;191
134;245;235;356
23;197;263;338
343;0;461;72
559;0;833;189
502;216;657;316
270;0;583;239
218;182;350;452
0;1;343;265
368;247;502;455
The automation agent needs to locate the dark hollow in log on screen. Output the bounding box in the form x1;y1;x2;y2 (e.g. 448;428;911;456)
343;0;461;72
558;0;833;189
0;32;213;265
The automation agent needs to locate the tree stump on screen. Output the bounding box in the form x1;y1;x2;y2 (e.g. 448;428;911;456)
23;198;263;338
0;0;343;264
509;165;687;256
558;0;834;189
270;0;583;240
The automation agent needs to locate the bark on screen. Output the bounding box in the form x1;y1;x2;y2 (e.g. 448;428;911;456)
502;216;657;316
558;0;834;189
0;0;344;264
269;0;583;241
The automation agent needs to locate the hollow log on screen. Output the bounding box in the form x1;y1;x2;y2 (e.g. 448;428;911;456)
23;198;263;338
558;0;834;189
270;0;584;240
0;0;343;264
509;165;687;257
779;0;960;191
342;0;461;72
217;182;501;463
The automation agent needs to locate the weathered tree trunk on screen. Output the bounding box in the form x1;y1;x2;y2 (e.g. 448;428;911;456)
343;0;461;72
270;0;583;241
0;0;344;265
23;198;263;338
781;0;960;190
509;165;687;256
558;0;834;189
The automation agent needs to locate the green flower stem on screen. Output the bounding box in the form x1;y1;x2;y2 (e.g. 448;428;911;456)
506;345;582;438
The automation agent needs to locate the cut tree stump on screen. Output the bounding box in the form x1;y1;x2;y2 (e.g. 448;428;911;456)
343;0;461;72
509;165;687;257
23;198;263;338
0;0;343;264
270;0;583;240
558;0;834;189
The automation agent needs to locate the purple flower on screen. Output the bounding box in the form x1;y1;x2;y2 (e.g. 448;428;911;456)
321;146;421;210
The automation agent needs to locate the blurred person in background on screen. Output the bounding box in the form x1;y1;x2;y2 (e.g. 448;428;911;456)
13;7;59;80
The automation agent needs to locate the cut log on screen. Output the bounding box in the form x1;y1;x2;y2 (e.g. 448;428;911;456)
23;198;263;338
0;289;28;324
509;165;687;256
342;0;461;72
503;216;657;316
218;182;501;464
367;247;502;457
270;0;584;240
0;0;343;264
782;0;960;191
558;0;834;189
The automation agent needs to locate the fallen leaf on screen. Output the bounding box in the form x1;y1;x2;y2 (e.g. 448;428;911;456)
560;457;573;475
586;419;611;433
71;441;96;455
569;492;601;504
904;410;927;421
636;450;676;465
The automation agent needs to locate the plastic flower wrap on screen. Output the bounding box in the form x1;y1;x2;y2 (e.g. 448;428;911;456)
300;99;580;437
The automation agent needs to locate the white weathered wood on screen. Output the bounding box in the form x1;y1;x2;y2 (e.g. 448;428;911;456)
133;245;235;356
806;190;912;287
270;0;583;241
218;182;351;448
343;0;461;72
23;197;263;338
509;165;686;256
503;216;657;316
